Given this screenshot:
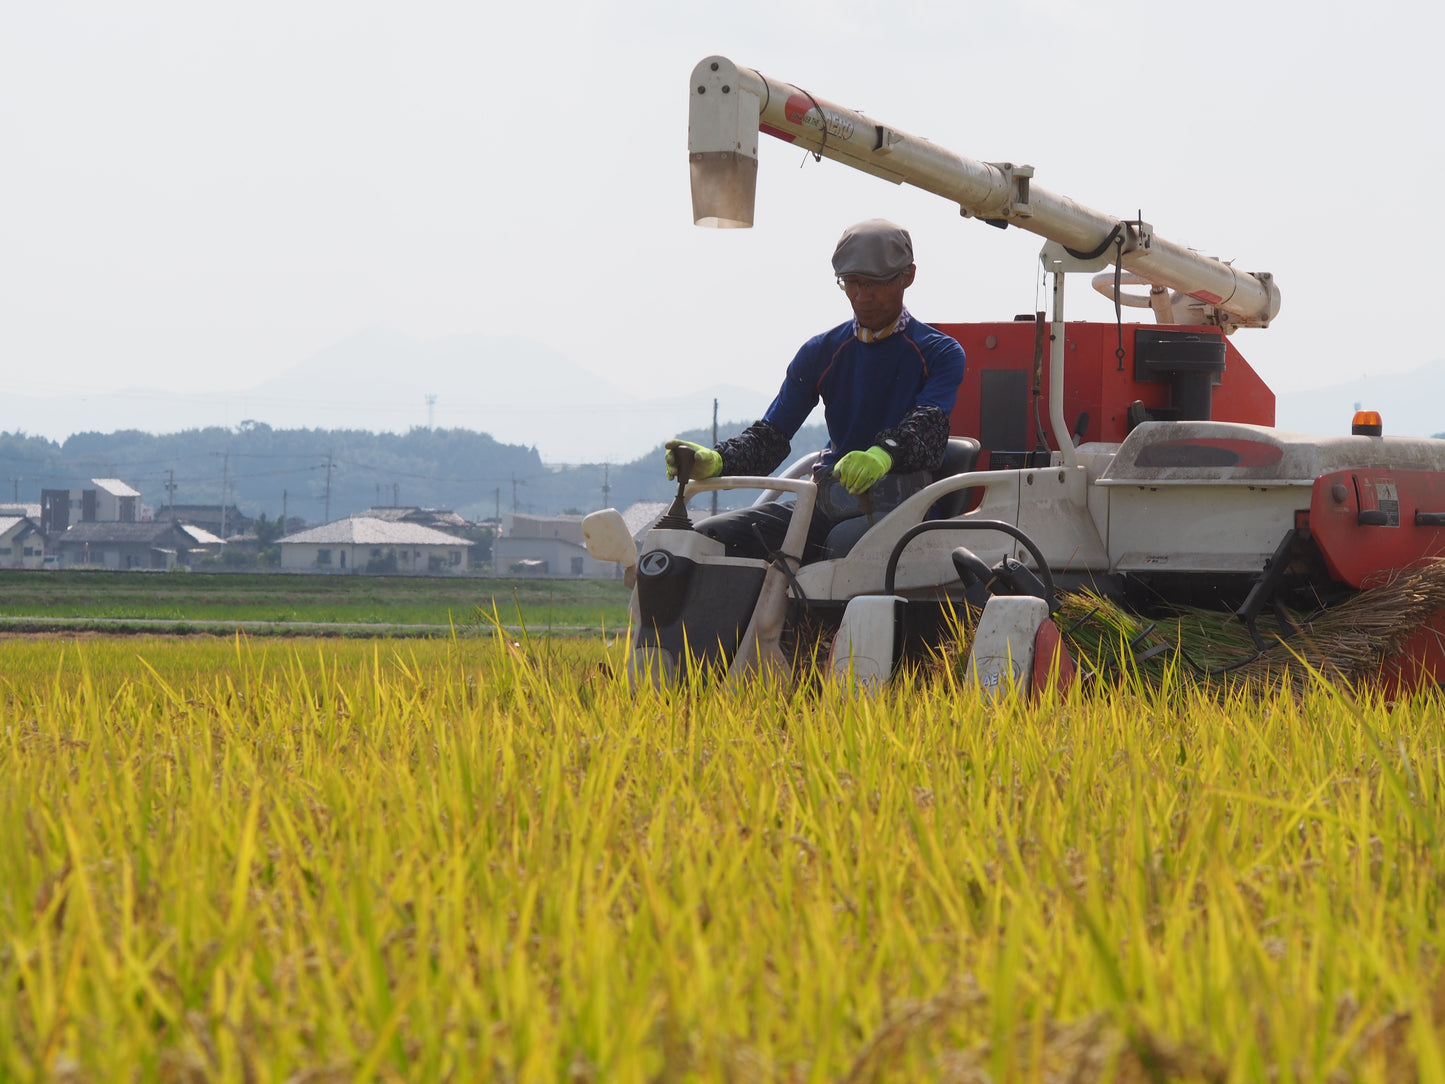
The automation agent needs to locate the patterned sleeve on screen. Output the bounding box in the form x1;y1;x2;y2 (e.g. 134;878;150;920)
716;420;792;477
876;405;951;473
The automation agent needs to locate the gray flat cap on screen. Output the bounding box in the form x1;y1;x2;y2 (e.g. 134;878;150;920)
832;219;914;278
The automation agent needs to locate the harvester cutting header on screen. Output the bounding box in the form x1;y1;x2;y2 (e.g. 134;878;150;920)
580;55;1445;693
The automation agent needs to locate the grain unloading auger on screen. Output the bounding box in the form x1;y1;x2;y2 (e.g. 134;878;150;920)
583;55;1445;693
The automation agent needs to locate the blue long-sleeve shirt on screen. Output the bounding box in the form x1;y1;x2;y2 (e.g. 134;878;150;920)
718;312;965;476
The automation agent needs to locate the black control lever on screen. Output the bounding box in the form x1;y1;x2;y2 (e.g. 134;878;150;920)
655;444;697;531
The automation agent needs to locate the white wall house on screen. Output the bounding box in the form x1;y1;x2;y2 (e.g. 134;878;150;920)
494;513;607;577
492;503;668;578
91;479;141;522
0;516;44;569
278;517;472;574
41;478;141;533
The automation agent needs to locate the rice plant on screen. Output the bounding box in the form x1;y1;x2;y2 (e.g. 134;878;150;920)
0;632;1441;1081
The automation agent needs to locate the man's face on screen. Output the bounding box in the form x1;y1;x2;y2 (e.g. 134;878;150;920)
838;266;916;331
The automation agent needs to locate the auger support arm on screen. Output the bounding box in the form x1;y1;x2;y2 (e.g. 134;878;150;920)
689;55;1281;329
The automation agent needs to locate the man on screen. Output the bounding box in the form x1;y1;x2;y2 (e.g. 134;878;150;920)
664;218;966;561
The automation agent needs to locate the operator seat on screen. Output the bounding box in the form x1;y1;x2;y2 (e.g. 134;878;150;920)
927;436;982;519
758;437;982;519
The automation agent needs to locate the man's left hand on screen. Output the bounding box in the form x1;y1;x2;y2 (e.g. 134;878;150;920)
834;446;893;495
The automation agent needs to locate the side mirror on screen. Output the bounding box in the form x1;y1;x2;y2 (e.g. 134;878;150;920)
582;509;637;569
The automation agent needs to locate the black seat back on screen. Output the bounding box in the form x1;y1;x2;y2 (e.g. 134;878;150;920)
928;436;982;519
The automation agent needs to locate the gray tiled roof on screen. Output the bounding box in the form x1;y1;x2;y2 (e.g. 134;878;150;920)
360;507;470;529
57;522;186;544
278;517;474;547
621;501;669;541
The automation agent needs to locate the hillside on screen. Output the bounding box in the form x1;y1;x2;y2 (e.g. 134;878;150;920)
0;421;831;525
2;329;778;466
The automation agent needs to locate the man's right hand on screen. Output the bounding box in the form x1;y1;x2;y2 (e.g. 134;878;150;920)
664;439;723;481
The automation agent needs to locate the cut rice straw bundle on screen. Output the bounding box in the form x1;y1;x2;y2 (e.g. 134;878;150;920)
1055;557;1445;694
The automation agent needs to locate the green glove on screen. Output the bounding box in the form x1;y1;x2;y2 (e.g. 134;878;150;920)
664;439;723;481
833;445;893;495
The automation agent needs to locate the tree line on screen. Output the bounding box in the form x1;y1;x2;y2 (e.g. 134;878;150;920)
0;420;830;524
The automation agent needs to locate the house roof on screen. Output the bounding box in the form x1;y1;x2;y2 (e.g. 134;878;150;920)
0;516;37;538
56;522;188;545
620;501;669;542
91;478;141;498
360;507;419;522
432;511;468;528
361;506;470;529
179;523;226;545
0;503;41;519
278;517;474;547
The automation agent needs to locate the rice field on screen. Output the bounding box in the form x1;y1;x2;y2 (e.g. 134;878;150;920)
1;632;1442;1082
0;571;631;634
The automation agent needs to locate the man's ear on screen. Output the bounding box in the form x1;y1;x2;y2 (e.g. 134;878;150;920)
902;265;917;288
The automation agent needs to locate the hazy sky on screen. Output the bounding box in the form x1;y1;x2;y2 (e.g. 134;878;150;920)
3;1;1440;445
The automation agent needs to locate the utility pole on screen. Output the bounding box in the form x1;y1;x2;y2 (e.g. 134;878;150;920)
282;489;288;533
7;477;20;503
165;469;176;517
392;482;399;507
711;397;719;516
494;487;500;521
511;474;519;512
324;451;334;523
220;453;229;539
425;393;437;432
601;463;610;508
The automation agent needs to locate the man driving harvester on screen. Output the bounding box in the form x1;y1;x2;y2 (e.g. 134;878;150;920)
664;218;966;561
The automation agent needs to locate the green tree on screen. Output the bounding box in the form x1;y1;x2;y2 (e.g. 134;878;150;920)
253;512;284;567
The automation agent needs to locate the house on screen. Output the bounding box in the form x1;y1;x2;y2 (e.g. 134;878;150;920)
494;513;592;577
621;501;669;547
91;479;140;522
178;523;226;562
50;521;222;570
277;517;473;574
41;478;141;533
0;516;45;569
492;502;669;578
360;506;471;533
158;504;252;539
491;512;602;578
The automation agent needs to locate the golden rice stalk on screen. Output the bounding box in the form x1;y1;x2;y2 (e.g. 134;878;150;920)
1056;557;1445;693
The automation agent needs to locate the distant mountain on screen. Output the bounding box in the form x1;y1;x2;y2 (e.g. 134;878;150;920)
1;329;779;464
0;419;831;523
18;325;1437;512
1274;359;1445;438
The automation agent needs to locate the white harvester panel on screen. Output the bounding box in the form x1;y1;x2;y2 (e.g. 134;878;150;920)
967;596;1051;696
828;595;906;688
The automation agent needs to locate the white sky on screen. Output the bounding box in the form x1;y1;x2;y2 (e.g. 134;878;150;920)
3;0;1441;440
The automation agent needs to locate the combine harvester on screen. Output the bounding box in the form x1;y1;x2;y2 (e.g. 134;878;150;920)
583;55;1445;693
